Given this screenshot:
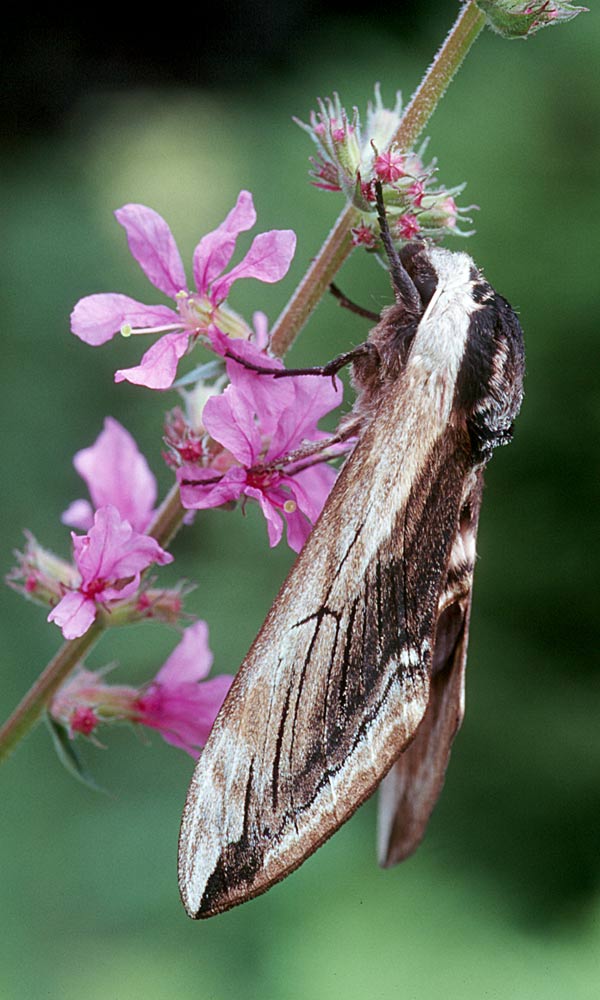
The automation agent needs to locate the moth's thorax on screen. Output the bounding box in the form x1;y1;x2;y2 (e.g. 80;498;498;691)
354;248;483;424
406;249;479;393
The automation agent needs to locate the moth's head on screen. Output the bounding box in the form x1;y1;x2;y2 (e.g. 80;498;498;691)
394;244;486;316
397;243;439;312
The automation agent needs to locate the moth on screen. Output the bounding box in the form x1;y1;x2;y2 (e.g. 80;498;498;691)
178;197;525;919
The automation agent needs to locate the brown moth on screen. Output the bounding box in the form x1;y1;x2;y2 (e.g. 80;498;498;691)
178;202;525;918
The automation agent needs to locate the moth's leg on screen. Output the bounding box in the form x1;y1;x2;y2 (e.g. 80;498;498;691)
329;283;380;322
261;417;363;474
223;342;380;384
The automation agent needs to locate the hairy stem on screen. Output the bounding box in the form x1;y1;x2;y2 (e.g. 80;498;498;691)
0;622;103;764
391;2;486;153
269;1;485;356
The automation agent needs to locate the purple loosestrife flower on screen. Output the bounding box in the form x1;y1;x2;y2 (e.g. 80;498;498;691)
178;358;343;553
133;621;233;756
50;622;232;757
47;506;173;639
70;192;296;389
62;417;158;532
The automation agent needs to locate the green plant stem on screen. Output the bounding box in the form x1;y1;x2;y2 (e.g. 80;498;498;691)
0;3;486;765
391;2;486;154
0;621;103;764
269;1;485;357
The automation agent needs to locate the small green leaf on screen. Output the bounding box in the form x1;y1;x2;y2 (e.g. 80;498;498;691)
173;358;225;388
45;715;107;793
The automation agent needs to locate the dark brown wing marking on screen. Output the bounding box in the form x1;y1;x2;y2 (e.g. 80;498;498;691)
377;472;484;866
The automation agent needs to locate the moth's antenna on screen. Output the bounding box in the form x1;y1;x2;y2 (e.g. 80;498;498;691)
374;181;421;313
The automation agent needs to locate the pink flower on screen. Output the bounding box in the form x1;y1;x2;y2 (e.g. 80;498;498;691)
134;621;233;756
70;192;296;390
47;506;173;639
178;359;343;552
50;622;231;756
397;214;421;240
407;180;425;208
351;223;378;248
374;150;405;184
62;417;157;532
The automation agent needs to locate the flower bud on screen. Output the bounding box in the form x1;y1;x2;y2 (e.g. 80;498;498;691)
418;195;458;230
50;668;138;738
476;0;587;37
7;534;78;608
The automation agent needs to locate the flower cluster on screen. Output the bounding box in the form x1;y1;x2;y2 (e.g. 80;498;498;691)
10;191;348;770
70;195;346;551
296;87;474;248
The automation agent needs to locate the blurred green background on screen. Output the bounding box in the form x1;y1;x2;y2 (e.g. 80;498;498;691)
1;4;599;998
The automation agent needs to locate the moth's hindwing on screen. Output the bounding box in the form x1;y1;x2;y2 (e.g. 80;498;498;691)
178;381;473;919
377;470;483;866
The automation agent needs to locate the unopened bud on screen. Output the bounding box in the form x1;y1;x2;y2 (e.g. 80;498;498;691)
418;195;458;230
7;534;79;608
476;0;587;37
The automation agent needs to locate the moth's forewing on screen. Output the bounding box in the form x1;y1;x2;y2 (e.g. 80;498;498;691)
178;401;470;919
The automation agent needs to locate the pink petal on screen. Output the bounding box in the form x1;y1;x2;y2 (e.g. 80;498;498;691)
71;418;157;531
62;499;94;531
192;191;257;295
224;360;294;444
141;674;233;756
48;591;97;640
251;311;270;350
71;293;178;346
178;465;246;510
283;507;312;554
115;332;190;390
115;204;187;298
287;463;337;523
210;229;296;302
244;485;284;548
154;621;214;685
100;573;144;605
73;506;172;584
202;383;262;466
267;374;343;461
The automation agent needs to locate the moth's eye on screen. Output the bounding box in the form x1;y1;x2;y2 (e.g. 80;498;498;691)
399;245;438;308
412;271;437;307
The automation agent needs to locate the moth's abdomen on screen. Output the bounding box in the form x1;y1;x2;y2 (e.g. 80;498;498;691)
457;292;525;464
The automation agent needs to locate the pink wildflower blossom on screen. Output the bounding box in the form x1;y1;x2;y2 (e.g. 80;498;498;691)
50;622;231;756
70;706;99;736
351;223;378;248
397;214;421;240
48;506;173;639
407;180;425;208
134;621;233;756
178;360;343;552
374;150;405;184
62;417;157;532
70;192;296;390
